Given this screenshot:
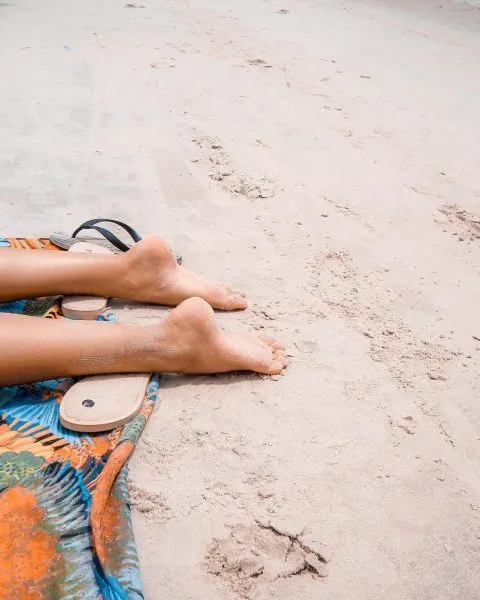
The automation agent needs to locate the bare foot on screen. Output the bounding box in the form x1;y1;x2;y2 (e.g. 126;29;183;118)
121;236;248;310
150;297;287;375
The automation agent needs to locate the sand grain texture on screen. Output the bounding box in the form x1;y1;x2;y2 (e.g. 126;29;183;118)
1;0;480;598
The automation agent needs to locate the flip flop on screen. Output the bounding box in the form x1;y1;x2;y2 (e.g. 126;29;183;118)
50;218;182;264
58;219;175;431
59;373;150;432
61;241;113;320
60;245;151;431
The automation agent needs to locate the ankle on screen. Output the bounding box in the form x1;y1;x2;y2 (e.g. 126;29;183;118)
105;253;140;299
113;238;179;302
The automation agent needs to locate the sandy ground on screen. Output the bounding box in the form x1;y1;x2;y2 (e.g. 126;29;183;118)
2;0;480;598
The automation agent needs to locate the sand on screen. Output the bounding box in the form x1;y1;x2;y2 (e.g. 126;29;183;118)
1;0;480;598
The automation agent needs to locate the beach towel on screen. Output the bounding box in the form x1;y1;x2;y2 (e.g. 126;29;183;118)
0;237;157;599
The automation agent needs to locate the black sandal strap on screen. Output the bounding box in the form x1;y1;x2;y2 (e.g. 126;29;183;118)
71;218;183;265
72;219;142;252
74;225;131;252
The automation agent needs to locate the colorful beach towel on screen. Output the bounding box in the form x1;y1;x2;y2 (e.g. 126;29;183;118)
0;237;157;599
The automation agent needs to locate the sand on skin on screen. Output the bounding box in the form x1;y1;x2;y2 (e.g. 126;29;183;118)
1;0;480;598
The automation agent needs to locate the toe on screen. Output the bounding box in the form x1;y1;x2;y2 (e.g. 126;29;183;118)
225;290;248;310
254;347;287;375
259;335;286;350
273;348;287;361
207;285;248;311
266;359;285;375
276;353;288;368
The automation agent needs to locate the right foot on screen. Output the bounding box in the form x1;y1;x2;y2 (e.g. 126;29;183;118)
149;297;288;375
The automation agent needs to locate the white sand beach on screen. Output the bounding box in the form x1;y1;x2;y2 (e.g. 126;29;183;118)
1;0;480;597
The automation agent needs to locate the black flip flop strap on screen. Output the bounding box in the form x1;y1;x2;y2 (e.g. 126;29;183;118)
72;219;142;252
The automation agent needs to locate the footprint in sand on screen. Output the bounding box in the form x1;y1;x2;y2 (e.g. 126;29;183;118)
205;521;328;598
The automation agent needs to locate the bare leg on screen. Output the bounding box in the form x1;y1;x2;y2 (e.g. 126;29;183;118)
0;298;287;386
0;236;247;310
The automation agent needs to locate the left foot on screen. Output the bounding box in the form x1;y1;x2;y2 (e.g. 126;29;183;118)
120;236;248;310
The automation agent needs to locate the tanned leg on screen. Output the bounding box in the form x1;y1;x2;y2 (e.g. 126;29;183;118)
0;298;287;386
0;236;247;310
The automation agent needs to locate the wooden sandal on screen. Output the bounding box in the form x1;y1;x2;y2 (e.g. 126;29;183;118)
58;219;175;431
59;239;150;432
61;241;112;320
59;373;150;432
